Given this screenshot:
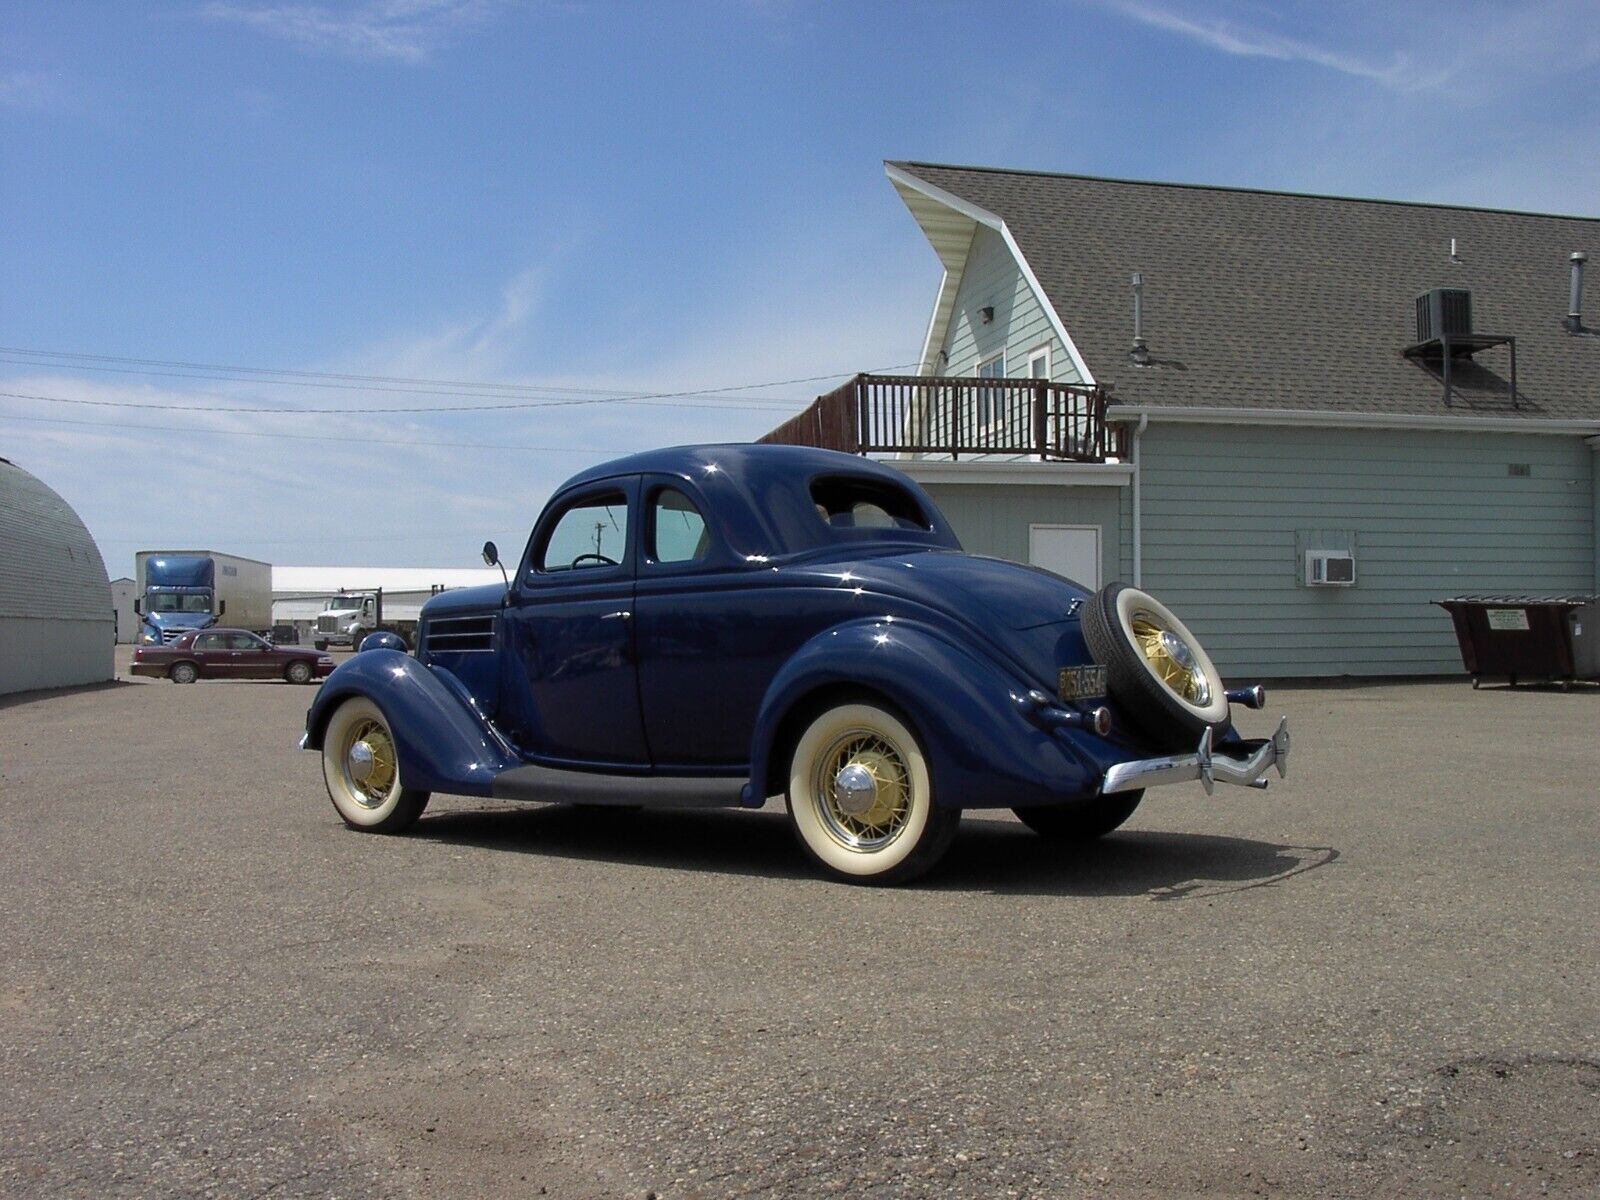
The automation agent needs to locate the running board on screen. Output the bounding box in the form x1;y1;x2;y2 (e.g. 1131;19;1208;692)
490;763;746;808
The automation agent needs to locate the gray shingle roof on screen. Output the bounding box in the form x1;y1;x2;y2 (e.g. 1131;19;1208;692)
889;162;1599;422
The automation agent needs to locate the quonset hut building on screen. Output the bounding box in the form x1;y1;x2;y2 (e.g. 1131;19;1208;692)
0;457;114;695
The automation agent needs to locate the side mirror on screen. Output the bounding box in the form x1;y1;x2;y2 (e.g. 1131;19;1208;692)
483;540;510;597
219;600;227;616
133;599;142;615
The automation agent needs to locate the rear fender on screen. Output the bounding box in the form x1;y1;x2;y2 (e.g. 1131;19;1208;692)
743;619;1102;809
303;650;516;796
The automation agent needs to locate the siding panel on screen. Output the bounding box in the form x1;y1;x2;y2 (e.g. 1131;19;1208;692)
918;482;1124;590
1129;424;1596;678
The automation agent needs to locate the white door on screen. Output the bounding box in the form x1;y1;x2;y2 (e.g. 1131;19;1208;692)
1029;524;1101;590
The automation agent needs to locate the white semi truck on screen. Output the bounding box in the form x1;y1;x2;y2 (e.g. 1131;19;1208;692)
312;589;433;650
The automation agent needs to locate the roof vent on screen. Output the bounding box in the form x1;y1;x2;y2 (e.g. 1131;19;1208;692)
1567;251;1587;333
1130;272;1149;365
1416;288;1472;343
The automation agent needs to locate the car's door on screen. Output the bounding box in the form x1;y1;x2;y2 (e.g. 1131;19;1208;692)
632;476;835;769
232;632;277;678
498;477;649;767
188;631;230;677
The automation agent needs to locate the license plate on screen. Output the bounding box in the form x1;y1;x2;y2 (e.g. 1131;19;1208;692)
1058;664;1107;702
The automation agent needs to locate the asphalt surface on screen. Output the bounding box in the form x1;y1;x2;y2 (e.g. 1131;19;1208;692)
1;649;1596;1198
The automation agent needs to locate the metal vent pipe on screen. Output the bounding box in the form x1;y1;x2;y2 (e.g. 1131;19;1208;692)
1567;251;1588;332
1130;272;1149;364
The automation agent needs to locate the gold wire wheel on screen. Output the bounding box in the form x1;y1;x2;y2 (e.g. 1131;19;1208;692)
812;729;913;851
343;717;398;808
1130;614;1212;705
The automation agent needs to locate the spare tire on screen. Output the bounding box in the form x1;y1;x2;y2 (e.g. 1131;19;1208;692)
1081;583;1230;751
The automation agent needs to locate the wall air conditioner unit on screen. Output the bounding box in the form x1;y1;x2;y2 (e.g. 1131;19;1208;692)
1306;550;1356;587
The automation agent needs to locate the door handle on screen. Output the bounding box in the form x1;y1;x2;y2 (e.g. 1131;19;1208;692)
600;610;632;621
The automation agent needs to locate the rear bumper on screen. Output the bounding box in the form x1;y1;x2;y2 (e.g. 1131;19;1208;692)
1103;718;1290;796
128;662;169;678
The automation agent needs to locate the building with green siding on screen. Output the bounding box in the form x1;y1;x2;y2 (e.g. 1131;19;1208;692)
770;163;1598;678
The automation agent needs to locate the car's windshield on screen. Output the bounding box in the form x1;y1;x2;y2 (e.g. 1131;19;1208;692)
324;596;366;610
148;592;213;613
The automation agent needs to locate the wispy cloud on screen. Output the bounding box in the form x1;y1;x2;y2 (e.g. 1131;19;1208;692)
199;0;497;63
0;250;926;571
1102;1;1442;91
0;70;65;110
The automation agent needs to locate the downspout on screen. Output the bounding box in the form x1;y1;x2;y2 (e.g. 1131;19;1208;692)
1131;414;1149;587
1589;434;1600;592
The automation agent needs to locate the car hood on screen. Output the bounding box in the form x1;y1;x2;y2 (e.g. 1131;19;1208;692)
843;550;1091;631
421;583;508;618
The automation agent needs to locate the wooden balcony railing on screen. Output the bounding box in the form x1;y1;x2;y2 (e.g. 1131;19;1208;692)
758;374;1125;462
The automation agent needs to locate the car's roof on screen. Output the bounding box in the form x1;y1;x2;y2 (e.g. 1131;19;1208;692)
550;443;961;560
557;443;912;491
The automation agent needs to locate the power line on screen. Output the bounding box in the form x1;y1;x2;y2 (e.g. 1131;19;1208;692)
0;347;917;413
0;386;824;417
0;344;861;397
0;355;811;407
0;411;608;453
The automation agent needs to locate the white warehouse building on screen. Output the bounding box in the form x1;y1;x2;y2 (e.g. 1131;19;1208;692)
0;457;114;696
272;566;502;644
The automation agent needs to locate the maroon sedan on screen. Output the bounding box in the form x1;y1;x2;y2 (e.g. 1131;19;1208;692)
131;628;334;685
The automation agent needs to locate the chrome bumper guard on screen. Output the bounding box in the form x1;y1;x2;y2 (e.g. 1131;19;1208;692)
1102;718;1290;796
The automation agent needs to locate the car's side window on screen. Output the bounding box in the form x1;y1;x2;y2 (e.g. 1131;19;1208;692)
810;476;932;532
650;488;710;565
538;491;630;572
229;633;258;650
194;633;223;651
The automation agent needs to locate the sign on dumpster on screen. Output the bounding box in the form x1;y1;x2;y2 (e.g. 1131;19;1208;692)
1485;609;1531;632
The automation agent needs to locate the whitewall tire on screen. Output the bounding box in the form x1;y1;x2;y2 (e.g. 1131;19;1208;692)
321;696;430;833
785;701;959;885
1082;583;1230;750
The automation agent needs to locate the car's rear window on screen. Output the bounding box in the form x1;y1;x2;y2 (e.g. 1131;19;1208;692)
810;476;931;533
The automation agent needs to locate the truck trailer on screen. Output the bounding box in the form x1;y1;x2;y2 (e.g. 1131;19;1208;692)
134;551;273;645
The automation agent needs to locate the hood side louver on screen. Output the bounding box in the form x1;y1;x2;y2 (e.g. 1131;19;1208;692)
424;614;496;654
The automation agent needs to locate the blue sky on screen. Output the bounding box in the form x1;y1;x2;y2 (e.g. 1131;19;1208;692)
3;0;1597;572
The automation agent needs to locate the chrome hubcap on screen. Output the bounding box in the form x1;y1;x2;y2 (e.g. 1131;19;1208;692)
1159;630;1196;671
348;740;376;784
832;763;878;818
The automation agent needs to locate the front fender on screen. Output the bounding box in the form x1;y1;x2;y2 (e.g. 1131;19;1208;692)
303;650;517;796
744;619;1103;809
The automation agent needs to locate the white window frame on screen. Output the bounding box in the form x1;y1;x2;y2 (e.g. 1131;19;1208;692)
1027;345;1051;380
975;352;1006;428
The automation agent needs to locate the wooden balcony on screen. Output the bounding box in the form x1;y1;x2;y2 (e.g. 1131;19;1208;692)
758;373;1126;462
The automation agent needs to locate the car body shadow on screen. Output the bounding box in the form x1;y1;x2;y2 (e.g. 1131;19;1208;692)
411;804;1338;899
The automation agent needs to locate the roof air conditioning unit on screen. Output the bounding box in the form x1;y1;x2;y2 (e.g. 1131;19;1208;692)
1415;288;1473;342
1306;550;1356;587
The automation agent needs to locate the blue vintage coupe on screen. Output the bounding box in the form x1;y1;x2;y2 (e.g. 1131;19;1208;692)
302;444;1289;883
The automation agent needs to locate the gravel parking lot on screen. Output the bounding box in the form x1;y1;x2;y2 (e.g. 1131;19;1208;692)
2;650;1596;1198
